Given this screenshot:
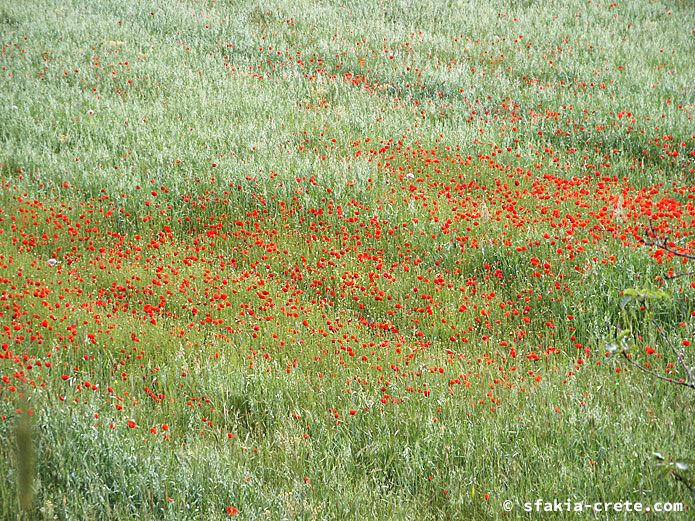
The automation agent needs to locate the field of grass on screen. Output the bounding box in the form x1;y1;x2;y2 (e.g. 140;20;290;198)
0;0;693;519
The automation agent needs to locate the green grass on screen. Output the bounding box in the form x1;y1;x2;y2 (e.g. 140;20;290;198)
0;0;693;519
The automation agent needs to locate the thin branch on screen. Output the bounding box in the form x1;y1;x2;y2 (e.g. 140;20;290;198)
665;271;695;280
671;472;695;500
653;321;695;386
621;351;695;391
673;351;693;386
643;221;695;260
654;241;695;260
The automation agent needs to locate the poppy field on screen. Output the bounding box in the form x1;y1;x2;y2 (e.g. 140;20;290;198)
0;0;693;519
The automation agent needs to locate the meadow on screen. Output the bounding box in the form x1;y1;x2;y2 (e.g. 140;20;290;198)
0;0;693;519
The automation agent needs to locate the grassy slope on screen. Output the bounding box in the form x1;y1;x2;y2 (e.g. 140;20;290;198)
0;0;693;519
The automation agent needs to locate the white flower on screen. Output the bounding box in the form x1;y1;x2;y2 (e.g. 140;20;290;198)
47;258;60;267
